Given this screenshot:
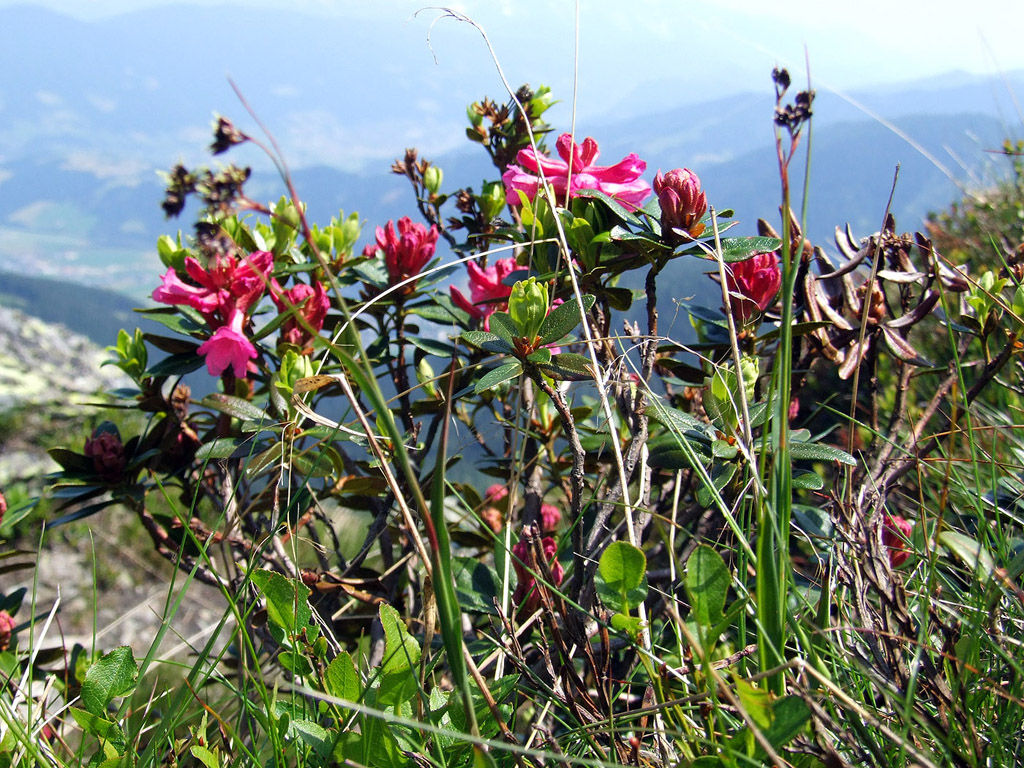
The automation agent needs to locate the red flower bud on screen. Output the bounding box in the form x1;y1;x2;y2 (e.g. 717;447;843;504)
84;430;126;482
654;168;707;244
882;514;913;568
725;252;781;324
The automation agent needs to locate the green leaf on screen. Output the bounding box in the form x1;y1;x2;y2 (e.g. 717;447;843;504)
407;335;457;358
939;530;996;581
595;541;648;613
685;545;729;629
733;675;773;729
69;708;127;754
453;557;499;614
729;695;811;758
81;646;138;717
379;603;420;675
696;462;737;509
250;570;312;644
610;612;644;638
792;469;824;490
289;718;333;758
719;236;781;263
190;745;220;768
199;393;270;423
488;312;518;346
474;360;522;394
537;294;596;346
146;351;205;377
194;437;247;462
788;441;857;465
325;651;362;707
537;352;593;381
462;330;513;355
645;405;707;433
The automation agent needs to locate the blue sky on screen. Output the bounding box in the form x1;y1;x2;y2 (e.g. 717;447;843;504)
4;0;1023;98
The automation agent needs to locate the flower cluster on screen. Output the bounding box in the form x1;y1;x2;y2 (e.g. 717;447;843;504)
153;250;274;378
366;216;440;292
503;133;651;211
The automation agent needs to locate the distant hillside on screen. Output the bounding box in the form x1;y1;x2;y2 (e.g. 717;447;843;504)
0;272;148;346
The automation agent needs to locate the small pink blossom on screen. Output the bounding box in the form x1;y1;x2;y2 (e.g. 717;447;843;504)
271;280;329;352
725;252;781;324
882;514;913;568
485;484;509;503
371;217;439;291
0;491;6;527
197;308;257;378
503;133;652;211
0;610;14;651
450;257;518;327
540;503;561;534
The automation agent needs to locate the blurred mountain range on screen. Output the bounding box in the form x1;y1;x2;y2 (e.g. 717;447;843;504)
1;4;1022;324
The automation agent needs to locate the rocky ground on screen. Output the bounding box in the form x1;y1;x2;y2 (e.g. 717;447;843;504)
1;305;226;657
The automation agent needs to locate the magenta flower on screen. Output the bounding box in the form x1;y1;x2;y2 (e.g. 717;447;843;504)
197;308;258;378
370;217;439;291
503;133;652;211
271;280;329;352
450;257;518;327
153;251;273;378
882;514;913;568
0;610;14;651
725;252;781;324
512;534;564;614
654;168;708;243
154;251;273;319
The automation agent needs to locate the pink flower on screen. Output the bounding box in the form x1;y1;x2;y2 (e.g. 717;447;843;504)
512;534;564;615
0;610;14;651
654;168;707;243
0;491;6;527
271;280;329;352
371;217;439;291
485;484;509;503
197;308;257;378
725;252;781;324
540;503;561;534
882;514;913;568
450;257;518;327
503;133;652;211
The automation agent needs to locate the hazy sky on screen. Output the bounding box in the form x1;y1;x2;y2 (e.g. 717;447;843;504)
3;0;1022;96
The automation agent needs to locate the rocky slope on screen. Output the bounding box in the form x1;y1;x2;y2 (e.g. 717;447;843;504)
0;305;130;484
